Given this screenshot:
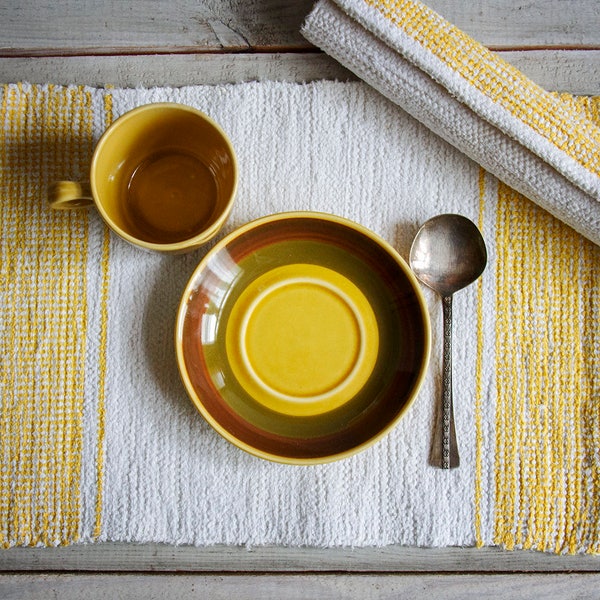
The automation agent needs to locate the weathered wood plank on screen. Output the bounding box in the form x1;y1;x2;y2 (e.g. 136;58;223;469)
1;544;599;573
0;53;352;87
427;0;600;49
0;0;313;55
0;0;599;55
499;49;600;94
2;573;600;600
1;50;599;94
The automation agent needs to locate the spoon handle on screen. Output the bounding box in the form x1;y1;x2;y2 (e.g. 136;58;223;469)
431;294;460;469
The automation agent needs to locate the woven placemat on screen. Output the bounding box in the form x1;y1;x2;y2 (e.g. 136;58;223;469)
1;82;599;553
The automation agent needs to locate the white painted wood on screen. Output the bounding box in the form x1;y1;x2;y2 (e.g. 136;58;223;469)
498;49;600;94
427;0;600;48
0;0;313;54
0;53;353;87
2;573;600;600
1;50;599;94
1;543;599;573
0;0;598;55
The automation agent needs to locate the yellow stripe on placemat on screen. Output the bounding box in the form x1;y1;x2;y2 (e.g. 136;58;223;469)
493;171;600;553
92;91;113;540
365;0;600;180
0;84;93;546
473;167;486;547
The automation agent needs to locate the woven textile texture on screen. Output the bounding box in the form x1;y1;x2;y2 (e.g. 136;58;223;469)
302;0;600;247
1;81;599;553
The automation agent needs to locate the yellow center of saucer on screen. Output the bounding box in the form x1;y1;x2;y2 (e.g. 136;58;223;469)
226;264;379;416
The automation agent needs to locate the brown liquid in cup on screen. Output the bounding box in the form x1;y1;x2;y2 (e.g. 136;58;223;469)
125;149;218;244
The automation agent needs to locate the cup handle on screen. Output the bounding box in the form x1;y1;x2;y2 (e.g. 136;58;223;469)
48;181;95;210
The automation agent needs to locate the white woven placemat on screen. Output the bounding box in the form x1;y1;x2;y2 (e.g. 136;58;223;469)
1;81;599;553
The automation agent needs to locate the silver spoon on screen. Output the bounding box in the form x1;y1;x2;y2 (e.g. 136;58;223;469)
409;214;487;469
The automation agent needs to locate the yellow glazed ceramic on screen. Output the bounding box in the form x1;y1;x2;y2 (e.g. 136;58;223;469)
176;212;431;464
225;263;379;417
48;103;238;253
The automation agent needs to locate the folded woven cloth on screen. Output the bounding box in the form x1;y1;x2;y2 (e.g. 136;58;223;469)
302;0;600;246
1;82;599;554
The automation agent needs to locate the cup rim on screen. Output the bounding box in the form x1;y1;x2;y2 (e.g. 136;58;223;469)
175;211;432;464
90;102;238;252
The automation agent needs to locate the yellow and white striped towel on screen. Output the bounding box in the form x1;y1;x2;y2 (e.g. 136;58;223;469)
1;81;599;554
302;0;600;247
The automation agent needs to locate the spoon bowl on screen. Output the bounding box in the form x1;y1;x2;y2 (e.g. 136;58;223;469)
409;214;487;469
409;214;487;298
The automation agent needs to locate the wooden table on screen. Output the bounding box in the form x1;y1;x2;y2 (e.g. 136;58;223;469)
1;1;600;597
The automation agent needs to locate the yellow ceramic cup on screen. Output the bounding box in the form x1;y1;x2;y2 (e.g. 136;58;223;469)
48;103;238;253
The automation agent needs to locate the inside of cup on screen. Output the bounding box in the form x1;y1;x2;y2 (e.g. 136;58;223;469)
92;104;236;246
